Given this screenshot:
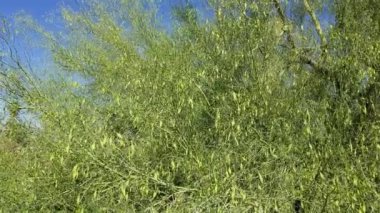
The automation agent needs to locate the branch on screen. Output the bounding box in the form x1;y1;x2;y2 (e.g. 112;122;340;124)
273;0;295;48
0;17;43;99
299;55;329;75
272;0;329;75
303;0;327;54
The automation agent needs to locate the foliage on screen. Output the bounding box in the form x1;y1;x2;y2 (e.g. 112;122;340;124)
0;0;379;212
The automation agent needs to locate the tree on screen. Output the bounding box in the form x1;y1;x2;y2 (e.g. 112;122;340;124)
0;0;379;211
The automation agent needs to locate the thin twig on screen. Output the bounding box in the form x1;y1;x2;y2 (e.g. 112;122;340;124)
272;0;329;75
303;0;327;54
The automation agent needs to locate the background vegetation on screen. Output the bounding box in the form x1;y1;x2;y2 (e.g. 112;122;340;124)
0;0;379;212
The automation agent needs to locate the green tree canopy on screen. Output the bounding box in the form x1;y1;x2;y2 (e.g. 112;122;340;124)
0;0;379;211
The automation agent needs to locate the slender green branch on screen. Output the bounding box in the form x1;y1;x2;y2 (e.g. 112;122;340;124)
303;0;328;54
272;0;329;75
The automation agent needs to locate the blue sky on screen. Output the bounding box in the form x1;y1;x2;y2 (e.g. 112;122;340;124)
0;0;203;20
0;0;335;123
0;0;213;25
0;0;210;89
0;0;334;76
1;1;333;32
0;0;69;20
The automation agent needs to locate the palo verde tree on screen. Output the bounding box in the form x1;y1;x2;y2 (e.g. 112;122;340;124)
0;0;379;212
0;17;42;146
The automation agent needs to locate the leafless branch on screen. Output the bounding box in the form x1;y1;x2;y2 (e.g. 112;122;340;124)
272;0;329;75
303;0;328;56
